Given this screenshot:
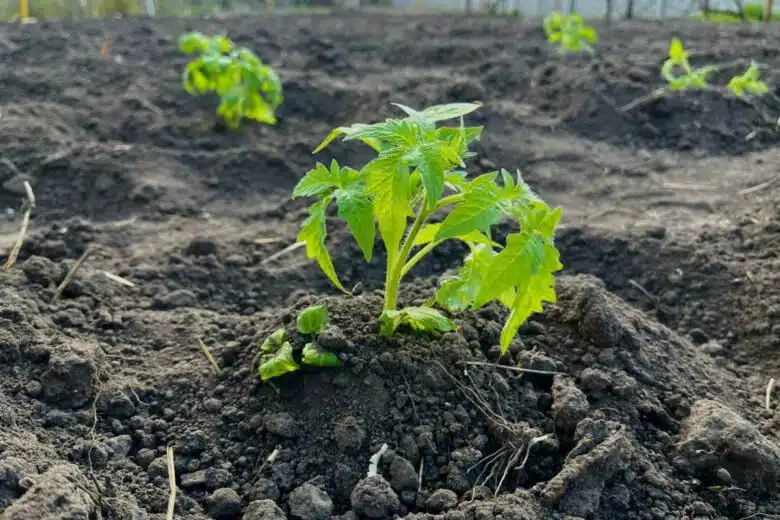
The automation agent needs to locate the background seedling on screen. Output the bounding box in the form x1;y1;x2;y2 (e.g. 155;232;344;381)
293;102;563;353
542;11;597;53
179;31;283;129
661;37;718;90
728;60;769;96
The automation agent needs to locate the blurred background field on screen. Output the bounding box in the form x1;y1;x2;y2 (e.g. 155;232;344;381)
0;0;777;22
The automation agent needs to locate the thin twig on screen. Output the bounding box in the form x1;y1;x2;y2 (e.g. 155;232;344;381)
166;445;176;520
3;181;36;271
739;176;778;195
102;271;136;287
198;338;222;376
620;87;667;112
464;361;565;376
254;236;283;245
53;248;90;300
417;458;423;492
261;241;305;265
766;378;776;410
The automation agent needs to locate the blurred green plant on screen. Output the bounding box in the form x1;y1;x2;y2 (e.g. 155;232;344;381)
543;11;597;53
661;38;717;90
693;2;780;23
179;32;283;129
727;60;769;96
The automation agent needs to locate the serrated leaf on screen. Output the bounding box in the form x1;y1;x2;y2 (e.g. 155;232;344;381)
259;342;300;381
302;343;340;367
417;142;446;210
293;163;338;198
380;306;456;336
474;232;548;308
420;103;483;123
336;190;375;262
499;242;561;353
298;200;345;292
437;187;502;241
365;157;412;260
435;243;496;312
297;304;329;335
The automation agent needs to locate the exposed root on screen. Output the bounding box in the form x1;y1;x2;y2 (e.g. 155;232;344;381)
53;248;90;300
166;445;176;520
3;180;35;272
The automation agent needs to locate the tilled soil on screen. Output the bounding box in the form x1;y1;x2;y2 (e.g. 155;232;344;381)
0;13;779;520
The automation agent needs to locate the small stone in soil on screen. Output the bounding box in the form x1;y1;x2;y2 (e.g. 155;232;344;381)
350;475;401;519
388;455;418;492
181;470;208;488
209;487;242;520
425;488;458;513
288;483;334;520
249;477;280;501
243;499;287;520
551;375;590;430
265;412;297;438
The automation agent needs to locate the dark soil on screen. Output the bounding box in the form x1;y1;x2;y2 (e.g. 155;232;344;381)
0;13;779;520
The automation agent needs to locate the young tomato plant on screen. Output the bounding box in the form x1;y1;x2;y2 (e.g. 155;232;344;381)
292;102;563;354
543;11;597;53
661;38;718;90
727;60;769;97
178;32;283;129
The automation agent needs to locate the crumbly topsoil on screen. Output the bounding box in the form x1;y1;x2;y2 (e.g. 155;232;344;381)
0;12;779;520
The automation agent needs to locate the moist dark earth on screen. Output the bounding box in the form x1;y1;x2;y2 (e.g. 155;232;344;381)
0;12;779;520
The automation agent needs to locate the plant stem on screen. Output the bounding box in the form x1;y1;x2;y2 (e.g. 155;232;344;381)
435;194;463;211
401;240;442;278
383;208;430;311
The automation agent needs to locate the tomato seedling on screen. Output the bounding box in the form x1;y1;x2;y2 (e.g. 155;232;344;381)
543;11;598;53
179;32;283;129
727;60;769;97
292;102;563;354
259;304;340;381
661;38;718;90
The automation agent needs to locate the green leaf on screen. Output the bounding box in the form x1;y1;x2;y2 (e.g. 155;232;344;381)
417;142;446;210
499;242;561;353
669;37;687;62
261;328;287;353
302;343;341;367
293;162;338;198
336;189;375;262
435;243;496;312
579;26;598;45
419;103;483;123
436;187;502;241
364;158;412;260
259;342;300;381
297;304;329;335
379;307;456;336
298;200;346;292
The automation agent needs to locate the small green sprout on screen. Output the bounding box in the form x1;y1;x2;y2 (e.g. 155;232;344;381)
543;11;598;53
293;102;563;353
727;60;769;97
258;328;299;381
178;31;283;129
258;305;341;382
297;304;329;335
661;38;718;90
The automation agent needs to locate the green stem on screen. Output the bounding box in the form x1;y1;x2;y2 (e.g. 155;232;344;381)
435;194;464;211
401;240;442;279
383;208;430;312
